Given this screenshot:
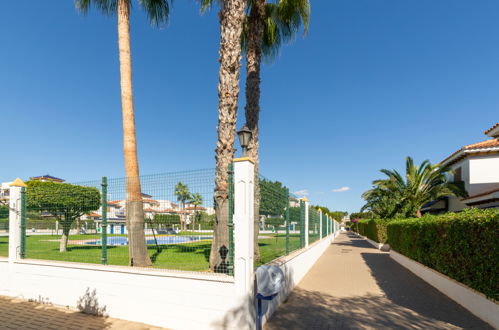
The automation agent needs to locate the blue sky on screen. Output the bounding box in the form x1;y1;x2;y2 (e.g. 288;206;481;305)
0;0;497;213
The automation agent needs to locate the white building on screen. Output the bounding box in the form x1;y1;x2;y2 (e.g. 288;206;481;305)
0;182;11;205
86;197;214;234
423;123;499;213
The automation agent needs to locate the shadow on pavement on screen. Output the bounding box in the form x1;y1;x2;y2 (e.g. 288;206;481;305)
265;234;493;330
360;252;492;330
265;288;467;330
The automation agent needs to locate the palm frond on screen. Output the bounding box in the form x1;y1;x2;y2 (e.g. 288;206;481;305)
75;0;118;15
198;0;221;14
139;0;171;26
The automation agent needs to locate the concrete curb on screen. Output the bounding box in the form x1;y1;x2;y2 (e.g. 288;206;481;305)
390;250;499;329
353;233;390;251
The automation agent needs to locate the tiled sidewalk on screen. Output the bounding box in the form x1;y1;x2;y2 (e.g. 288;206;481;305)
0;296;166;330
265;232;492;330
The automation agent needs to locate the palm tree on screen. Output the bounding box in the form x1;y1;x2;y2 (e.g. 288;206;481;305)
189;193;203;230
362;156;467;218
75;0;171;267
200;0;246;272
175;182;191;230
242;0;310;262
201;0;310;265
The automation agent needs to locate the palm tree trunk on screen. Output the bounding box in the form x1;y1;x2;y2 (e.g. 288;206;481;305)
182;202;185;231
210;0;246;273
192;206;197;231
244;0;265;264
117;0;151;267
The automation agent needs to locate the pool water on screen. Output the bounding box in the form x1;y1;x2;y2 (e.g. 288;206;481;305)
85;235;212;246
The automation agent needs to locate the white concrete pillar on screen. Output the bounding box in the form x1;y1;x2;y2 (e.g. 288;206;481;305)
233;158;255;297
304;199;309;247
319;209;323;239
9;178;26;262
232;158;255;329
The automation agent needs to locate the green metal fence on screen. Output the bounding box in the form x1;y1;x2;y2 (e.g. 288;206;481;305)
322;213;327;238
17;167;337;271
23;169;224;272
256;177;303;266
308;206;320;244
0;201;8;257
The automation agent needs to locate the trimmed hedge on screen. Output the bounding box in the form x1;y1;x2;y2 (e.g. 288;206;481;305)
387;209;499;299
355;219;389;243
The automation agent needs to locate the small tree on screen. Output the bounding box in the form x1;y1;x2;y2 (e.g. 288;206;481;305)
189;193;203;230
175;182;191;230
199;212;216;230
259;179;288;217
26;181;100;252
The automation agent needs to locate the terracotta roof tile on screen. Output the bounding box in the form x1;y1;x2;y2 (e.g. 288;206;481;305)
159;209;179;213
484;123;499;135
441;138;499;165
464;138;499;150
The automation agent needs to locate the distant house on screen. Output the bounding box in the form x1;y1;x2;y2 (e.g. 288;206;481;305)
422;123;499;213
87;196;214;233
0;182;10;205
30;174;65;182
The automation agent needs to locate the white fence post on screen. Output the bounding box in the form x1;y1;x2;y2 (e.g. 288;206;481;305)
304;198;309;247
232;157;255;328
319;209;322;239
8;178;26;262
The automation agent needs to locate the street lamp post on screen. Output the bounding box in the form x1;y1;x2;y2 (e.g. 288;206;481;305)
237;125;252;157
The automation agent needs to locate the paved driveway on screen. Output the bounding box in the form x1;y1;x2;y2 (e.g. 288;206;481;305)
265;233;492;330
0;296;166;330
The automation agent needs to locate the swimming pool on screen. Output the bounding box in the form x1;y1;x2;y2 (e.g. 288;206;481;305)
84;235;212;246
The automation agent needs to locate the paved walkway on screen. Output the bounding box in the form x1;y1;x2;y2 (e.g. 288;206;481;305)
265;233;492;330
0;296;166;330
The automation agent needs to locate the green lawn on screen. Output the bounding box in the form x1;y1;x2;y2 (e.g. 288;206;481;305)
0;232;303;271
0;236;7;257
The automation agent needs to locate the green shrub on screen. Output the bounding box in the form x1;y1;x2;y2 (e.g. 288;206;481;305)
0;205;8;219
357;220;367;236
153;214;181;225
0;219;8;230
358;219;389;243
387;209;499;299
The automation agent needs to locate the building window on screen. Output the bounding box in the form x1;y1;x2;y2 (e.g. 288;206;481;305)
454;167;462;182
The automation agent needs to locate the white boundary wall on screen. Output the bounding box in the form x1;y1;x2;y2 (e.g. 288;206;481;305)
0;231;339;330
0;167;340;329
0;259;238;330
390;250;499;329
